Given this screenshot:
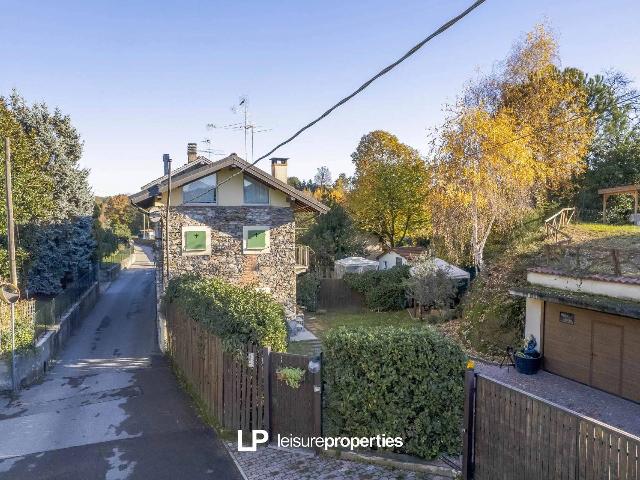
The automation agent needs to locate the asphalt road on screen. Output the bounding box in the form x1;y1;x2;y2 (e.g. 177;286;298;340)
0;246;242;480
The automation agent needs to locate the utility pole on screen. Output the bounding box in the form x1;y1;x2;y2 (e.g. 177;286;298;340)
164;156;172;287
4;138;18;392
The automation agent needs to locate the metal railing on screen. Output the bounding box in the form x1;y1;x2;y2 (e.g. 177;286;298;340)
0;268;98;356
100;244;134;268
542;244;640;278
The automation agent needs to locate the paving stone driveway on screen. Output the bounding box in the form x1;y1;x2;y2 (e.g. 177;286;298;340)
225;442;451;480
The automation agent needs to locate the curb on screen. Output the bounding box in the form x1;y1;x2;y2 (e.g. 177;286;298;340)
322;449;459;478
222;442;250;480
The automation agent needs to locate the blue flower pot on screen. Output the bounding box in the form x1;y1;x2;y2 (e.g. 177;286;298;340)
514;351;541;375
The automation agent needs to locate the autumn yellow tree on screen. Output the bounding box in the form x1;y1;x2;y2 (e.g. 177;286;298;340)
348;131;430;247
431;25;595;269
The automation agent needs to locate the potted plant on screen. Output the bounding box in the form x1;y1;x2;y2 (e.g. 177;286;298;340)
514;335;542;375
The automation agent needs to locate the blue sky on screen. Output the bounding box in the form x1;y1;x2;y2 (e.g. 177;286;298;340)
1;0;638;195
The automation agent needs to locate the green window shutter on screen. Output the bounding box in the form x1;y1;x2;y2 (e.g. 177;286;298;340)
185;230;206;251
246;229;266;249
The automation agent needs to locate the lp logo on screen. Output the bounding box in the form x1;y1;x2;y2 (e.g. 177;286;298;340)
237;430;269;451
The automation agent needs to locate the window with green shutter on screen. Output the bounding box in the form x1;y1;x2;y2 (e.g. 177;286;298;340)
246;229;266;250
184;230;207;251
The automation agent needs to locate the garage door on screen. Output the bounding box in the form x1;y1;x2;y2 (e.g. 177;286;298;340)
543;302;640;402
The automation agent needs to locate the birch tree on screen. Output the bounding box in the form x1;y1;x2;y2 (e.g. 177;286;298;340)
431;25;594;269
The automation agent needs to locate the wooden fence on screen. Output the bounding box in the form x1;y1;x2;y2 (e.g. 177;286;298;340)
317;279;366;311
544;207;575;243
464;372;640;479
166;305;321;438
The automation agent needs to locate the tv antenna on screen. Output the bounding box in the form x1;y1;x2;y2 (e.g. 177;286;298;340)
206;96;270;162
199;138;225;161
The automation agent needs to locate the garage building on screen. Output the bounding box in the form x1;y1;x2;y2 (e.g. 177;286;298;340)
511;267;640;403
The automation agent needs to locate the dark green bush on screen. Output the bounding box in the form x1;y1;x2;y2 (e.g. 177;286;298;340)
165;274;287;352
296;273;321;312
343;266;410;311
323;326;466;459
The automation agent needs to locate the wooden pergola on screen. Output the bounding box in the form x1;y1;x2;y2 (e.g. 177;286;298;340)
598;184;640;222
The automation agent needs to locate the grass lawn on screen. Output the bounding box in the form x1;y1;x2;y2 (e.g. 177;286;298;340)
286;309;428;355
305;310;422;337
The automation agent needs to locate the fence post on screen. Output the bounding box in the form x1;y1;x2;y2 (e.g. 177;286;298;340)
262;346;271;441
312;352;323;452
462;363;476;480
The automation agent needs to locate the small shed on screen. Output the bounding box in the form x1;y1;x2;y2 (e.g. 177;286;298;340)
334;257;379;279
378;246;427;270
431;258;471;283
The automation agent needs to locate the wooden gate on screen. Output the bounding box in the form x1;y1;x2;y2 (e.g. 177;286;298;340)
463;371;640;479
270;352;321;439
166;305;321;438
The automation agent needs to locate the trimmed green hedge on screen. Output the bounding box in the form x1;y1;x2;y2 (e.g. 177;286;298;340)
323;326;466;459
165;274;287;352
343;266;410;311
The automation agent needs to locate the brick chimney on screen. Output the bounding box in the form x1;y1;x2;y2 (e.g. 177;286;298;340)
187;143;198;163
271;158;288;182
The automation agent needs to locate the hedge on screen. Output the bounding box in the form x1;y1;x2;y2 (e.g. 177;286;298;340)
323;326;466;459
343;265;410;311
165;274;287;352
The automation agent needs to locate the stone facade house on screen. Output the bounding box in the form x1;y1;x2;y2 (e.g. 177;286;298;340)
129;144;328;314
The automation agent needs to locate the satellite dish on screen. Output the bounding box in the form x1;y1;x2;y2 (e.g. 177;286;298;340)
0;283;20;304
148;207;162;224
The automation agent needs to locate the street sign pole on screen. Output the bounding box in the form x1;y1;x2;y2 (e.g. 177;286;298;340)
4;137;18;392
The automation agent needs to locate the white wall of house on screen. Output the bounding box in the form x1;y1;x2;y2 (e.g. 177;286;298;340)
378;252;407;270
527;271;640;302
162;168;289;208
524;297;544;352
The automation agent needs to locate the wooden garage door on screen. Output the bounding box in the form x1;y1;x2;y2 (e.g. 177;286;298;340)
543;302;640;402
591;321;623;395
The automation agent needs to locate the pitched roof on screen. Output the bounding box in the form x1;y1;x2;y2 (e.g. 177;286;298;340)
377;246;427;261
140;156;211;190
129;153;328;214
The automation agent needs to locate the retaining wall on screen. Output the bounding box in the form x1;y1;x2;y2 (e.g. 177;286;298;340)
0;282;100;391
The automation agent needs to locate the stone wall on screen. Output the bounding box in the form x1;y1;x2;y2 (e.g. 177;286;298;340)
164;206;296;312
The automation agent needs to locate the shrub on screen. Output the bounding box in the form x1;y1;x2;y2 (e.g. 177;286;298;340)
296;273;321;311
165;274;287;352
404;256;457;316
343;265;410;311
323;326;466;459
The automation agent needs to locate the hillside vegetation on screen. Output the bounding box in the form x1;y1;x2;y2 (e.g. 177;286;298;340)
458;222;640;356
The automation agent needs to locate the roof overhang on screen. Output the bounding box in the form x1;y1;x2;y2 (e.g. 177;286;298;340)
129;154;329;214
510;285;640;320
598;184;640;195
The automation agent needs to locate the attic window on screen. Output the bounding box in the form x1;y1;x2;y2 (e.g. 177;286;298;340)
243;176;269;204
183;174;216;204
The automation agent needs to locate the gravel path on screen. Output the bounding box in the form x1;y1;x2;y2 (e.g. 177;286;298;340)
225;442;451;480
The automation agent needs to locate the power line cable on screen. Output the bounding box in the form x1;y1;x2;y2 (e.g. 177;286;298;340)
183;0;488;203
